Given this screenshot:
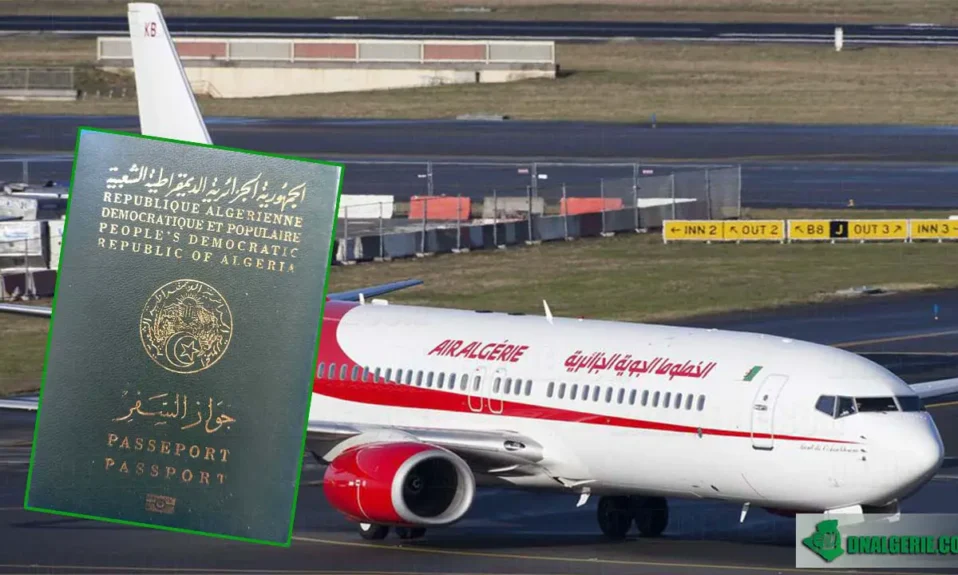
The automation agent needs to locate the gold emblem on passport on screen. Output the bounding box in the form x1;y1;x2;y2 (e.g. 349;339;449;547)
145;493;176;515
140;279;233;374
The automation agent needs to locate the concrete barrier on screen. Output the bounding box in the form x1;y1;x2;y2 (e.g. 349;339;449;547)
98;36;556;98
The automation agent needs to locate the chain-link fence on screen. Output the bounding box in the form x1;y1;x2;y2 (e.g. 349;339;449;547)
331;162;741;263
0;67;75;90
1;158;741;265
0;219;58;302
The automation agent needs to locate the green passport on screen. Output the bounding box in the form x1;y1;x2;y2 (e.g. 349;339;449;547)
25;127;343;545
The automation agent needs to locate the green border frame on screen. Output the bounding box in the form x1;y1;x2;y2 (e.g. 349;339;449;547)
22;125;345;548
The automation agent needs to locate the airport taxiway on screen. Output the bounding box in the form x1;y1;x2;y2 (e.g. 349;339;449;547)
2;116;958;209
3;288;958;574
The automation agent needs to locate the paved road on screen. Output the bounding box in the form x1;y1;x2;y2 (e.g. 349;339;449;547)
3;290;958;574
2;116;958;209
3;16;958;45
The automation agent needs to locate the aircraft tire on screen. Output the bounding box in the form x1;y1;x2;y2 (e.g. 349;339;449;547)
395;526;427;540
632;496;669;537
597;496;633;539
358;522;389;540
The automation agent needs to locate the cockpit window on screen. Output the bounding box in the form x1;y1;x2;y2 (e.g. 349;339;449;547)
835;396;856;418
816;394;921;418
896;395;925;412
815;395;836;417
855;397;898;413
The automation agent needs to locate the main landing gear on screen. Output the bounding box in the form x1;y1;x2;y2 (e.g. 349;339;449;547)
357;522;426;540
596;495;669;540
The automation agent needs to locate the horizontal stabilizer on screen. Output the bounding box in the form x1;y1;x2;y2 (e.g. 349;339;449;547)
0;303;51;317
327;279;423;302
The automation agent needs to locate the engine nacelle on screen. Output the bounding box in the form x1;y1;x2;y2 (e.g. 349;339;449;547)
323;441;476;526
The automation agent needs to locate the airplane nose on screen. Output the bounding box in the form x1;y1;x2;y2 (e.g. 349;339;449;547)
906;422;944;485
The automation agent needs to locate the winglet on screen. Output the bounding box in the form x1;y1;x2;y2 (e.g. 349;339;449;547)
543;299;553;325
127;3;212;145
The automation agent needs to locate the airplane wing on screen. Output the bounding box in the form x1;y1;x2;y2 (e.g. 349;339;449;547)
304;421;548;478
0;279;424;320
0;395;39;412
911;377;958;401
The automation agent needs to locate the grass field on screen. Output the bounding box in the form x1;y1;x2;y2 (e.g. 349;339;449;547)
5;0;958;24
2;38;958;125
4;208;957;396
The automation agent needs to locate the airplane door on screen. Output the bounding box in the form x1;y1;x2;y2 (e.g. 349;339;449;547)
488;368;505;414
468;367;486;412
750;374;789;450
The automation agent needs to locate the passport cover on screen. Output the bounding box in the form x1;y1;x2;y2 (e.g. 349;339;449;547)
25;127;343;545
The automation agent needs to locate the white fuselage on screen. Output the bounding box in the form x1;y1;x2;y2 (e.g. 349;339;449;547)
310;301;944;513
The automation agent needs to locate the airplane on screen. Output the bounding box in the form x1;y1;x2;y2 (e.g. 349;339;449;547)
4;1;958;544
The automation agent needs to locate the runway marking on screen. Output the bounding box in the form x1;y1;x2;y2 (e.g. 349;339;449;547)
290;535;950;575
859;351;958;356
834;329;958;349
926;400;958;409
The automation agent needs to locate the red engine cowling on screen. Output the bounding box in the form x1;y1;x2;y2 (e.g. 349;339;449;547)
323;442;476;526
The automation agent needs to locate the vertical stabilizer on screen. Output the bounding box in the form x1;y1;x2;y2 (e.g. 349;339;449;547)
127;3;212;145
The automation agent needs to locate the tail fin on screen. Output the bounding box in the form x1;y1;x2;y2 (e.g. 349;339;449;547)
127;2;212;145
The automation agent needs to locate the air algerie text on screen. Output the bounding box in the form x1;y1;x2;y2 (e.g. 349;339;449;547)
428;339;528;363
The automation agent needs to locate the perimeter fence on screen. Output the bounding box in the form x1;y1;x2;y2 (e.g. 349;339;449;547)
0;159;740;274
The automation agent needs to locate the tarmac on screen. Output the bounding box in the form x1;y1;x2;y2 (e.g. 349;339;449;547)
2;288;958;574
2;116;958;209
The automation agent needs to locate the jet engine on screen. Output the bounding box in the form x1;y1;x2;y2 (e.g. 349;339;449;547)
323;441;476;526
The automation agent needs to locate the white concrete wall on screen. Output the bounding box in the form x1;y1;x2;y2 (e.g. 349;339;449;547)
339;195;394;219
104;65;554;98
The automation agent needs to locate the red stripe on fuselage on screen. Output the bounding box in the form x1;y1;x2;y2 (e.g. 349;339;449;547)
313;301;855;445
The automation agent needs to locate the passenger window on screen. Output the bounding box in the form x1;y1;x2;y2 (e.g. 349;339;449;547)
416;371;423;386
340;364;348;380
628;389;636;405
582;384;590;400
652;391;660;407
328;363;337;379
374;367;381;382
472;376;481;391
675;392;682;409
617;388;625;404
405;370;414;385
815;395;836;417
605;387;613;403
494;377;502;393
317;362;325;378
351;365;360;381
696;395;705;411
449;372;456;389
641;390;649;406
426;372;434;387
437;372;445;389
664;392;671;408
559;383;566;399
836;396;856;418
571;384;578;400
504;378;512;394
385;368;393;382
363;366;370;382
547;381;555;397
685;394;693;410
592;386;600;401
461;374;468;390
524;380;532;395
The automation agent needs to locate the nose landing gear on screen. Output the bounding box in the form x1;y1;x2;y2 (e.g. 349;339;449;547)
596;495;669;539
